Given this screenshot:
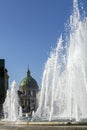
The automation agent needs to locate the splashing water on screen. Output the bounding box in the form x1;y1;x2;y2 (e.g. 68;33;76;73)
33;0;87;121
3;81;22;121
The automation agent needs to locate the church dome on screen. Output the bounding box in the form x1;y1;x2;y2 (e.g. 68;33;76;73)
19;69;39;92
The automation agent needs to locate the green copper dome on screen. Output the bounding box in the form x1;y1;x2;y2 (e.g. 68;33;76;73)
20;77;29;86
19;69;38;92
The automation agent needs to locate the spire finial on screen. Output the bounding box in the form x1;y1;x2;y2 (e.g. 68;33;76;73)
27;64;30;77
28;64;29;70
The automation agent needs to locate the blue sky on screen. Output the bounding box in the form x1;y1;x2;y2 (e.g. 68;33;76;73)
0;0;87;88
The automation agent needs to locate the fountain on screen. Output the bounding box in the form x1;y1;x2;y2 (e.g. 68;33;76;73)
33;0;87;122
0;0;87;129
3;81;22;121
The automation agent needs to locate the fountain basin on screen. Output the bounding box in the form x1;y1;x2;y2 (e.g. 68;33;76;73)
0;121;87;130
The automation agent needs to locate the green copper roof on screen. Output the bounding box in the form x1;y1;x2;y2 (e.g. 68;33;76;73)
20;69;38;89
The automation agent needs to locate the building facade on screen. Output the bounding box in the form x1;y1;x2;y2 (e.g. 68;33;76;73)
0;59;9;114
18;69;39;116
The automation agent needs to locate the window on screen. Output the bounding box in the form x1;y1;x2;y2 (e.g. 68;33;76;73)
33;91;36;96
31;99;35;103
23;90;26;95
31;91;33;96
28;91;31;96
